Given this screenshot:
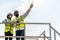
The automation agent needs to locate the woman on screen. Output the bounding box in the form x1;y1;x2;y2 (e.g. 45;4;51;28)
3;13;14;40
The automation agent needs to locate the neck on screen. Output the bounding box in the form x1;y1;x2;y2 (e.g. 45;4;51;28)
7;18;11;20
16;16;19;18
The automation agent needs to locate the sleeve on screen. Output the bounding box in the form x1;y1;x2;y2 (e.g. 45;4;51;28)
21;8;31;19
21;3;33;19
2;19;7;23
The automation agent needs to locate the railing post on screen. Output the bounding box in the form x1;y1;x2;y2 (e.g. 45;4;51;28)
54;31;56;40
36;31;45;40
49;24;51;40
24;23;26;40
43;31;45;40
8;36;9;40
50;26;60;40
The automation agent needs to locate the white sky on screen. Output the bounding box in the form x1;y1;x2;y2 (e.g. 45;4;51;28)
0;0;60;40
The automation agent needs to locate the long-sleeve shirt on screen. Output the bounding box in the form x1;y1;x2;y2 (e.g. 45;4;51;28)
3;19;14;27
15;8;32;30
21;8;32;19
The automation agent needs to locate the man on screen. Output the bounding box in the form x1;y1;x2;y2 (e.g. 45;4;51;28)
13;3;33;40
3;13;14;40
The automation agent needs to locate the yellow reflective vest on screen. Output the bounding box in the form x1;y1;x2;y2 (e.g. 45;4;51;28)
4;19;14;34
13;16;25;29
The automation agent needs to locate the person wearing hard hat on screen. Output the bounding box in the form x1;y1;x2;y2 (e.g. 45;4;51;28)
13;3;33;40
3;13;14;40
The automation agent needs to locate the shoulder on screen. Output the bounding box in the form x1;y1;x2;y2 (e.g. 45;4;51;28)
13;18;16;21
2;19;7;23
4;19;7;21
18;16;21;18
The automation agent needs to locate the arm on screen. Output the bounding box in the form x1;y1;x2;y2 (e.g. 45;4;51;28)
2;19;7;23
21;3;33;19
3;19;14;24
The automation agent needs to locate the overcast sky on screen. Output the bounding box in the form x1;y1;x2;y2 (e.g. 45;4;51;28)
0;0;60;40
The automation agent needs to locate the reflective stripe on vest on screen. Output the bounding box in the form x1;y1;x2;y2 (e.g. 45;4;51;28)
5;19;14;34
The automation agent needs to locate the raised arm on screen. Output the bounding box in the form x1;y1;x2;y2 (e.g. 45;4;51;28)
21;3;33;19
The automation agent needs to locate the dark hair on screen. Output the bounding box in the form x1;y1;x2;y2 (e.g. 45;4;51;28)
14;10;19;15
7;13;12;18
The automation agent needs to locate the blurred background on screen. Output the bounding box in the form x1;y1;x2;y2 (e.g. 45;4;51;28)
0;0;60;40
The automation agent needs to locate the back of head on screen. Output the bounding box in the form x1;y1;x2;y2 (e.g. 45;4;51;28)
14;10;19;17
14;10;19;14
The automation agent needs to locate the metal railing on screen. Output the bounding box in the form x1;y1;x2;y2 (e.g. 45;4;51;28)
0;22;60;40
49;25;60;40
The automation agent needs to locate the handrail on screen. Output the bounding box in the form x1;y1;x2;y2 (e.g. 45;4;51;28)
38;31;45;37
36;31;45;40
0;22;50;25
0;22;60;40
0;36;50;39
50;26;60;35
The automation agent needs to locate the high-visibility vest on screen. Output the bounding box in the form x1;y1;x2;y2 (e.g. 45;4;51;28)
4;19;14;34
13;16;25;29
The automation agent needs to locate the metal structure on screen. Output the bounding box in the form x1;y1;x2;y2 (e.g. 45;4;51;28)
0;22;60;40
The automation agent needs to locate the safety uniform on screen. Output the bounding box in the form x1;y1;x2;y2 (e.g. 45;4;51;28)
14;16;25;40
4;19;14;40
14;4;33;40
14;16;25;30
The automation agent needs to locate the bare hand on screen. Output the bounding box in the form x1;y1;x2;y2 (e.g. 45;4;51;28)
30;3;33;8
